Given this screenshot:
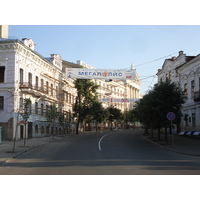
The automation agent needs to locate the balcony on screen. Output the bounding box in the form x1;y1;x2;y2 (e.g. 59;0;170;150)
194;90;200;101
19;82;48;97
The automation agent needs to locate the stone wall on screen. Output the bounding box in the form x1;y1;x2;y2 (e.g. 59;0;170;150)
0;118;13;140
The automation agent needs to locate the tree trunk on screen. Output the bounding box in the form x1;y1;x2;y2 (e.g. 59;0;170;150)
24;122;27;147
158;127;161;141
76;118;79;134
110;121;113;131
95;121;98;132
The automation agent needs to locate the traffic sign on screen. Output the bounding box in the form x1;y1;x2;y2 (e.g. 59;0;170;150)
167;112;175;121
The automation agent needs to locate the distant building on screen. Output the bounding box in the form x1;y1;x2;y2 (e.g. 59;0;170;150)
157;51;200;131
0;25;8;39
77;60;141;111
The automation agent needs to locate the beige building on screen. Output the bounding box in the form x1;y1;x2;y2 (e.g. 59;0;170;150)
77;60;141;111
0;25;8;39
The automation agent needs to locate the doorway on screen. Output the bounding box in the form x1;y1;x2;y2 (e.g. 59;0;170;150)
20;125;24;139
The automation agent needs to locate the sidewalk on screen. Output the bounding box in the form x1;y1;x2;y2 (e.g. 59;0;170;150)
142;130;200;157
0;135;66;165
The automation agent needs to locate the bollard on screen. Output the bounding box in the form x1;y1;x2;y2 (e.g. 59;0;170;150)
0;126;2;144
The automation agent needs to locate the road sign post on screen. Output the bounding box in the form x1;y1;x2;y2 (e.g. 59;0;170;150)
167;112;175;146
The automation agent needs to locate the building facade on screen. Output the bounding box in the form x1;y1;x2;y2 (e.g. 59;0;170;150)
77;60;141;111
0;27;141;140
0;38;77;140
157;51;200;131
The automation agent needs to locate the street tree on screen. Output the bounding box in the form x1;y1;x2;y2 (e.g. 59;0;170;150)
57;111;65;135
73;79;99;134
20;98;31;147
134;80;185;141
90;101;109;131
106;106;122;130
45;104;58;138
122;109;137;129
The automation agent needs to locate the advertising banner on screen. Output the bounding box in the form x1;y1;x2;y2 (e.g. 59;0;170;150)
100;98;140;103
66;68;135;80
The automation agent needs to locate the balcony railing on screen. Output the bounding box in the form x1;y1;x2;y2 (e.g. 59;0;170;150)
194;90;200;101
19;82;48;95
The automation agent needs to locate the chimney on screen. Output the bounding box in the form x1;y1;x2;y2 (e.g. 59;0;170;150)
172;56;176;60
179;51;184;55
0;25;8;39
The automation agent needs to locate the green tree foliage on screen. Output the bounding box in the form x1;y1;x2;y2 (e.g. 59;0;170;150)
20;98;31;147
20;98;31;121
134;80;185;140
106;106;122;130
73;79;99;134
45;104;58;138
122;109;137;129
90;101;109;131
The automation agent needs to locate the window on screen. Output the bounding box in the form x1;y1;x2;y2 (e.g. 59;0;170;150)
46;81;49;94
19;97;23;111
0;66;5;83
20;68;23;84
28;72;32;87
191;80;195;98
35;76;38;89
51;83;53;96
28;100;32;114
41;103;44;115
56;86;58;99
184;83;188;99
0;96;4;110
35;102;38;114
192;113;196;126
41;79;44;87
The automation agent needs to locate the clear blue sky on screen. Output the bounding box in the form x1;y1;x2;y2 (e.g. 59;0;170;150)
9;25;200;95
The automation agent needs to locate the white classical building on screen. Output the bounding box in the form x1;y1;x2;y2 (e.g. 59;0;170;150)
0;36;77;140
157;51;200;131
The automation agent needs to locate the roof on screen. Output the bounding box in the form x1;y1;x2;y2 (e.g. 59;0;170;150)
176;56;196;69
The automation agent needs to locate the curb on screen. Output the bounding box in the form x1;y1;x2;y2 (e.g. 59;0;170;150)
142;134;200;158
0;134;76;165
0;141;51;166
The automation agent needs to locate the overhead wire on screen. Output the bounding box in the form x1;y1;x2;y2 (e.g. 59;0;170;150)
134;51;178;68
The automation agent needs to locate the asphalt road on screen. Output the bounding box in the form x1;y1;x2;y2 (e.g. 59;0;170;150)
1;130;200;175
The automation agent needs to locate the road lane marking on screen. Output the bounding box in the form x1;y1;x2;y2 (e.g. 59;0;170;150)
98;133;114;151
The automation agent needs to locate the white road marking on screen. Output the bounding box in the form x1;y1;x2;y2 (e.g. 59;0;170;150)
98;133;114;151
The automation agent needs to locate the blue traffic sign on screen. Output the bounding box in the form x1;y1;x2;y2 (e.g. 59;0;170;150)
167;112;175;121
